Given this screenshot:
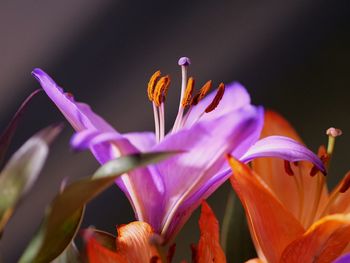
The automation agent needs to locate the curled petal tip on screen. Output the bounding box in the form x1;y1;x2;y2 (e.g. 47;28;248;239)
31;68;44;80
178;57;191;66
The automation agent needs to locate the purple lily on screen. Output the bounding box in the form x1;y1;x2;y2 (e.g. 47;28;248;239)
32;57;325;242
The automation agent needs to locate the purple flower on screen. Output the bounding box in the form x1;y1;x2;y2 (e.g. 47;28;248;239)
32;57;325;242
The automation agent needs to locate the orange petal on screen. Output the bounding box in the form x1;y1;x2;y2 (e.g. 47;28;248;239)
280;214;350;263
195;202;227;263
252;111;328;226
259;110;302;141
245;258;265;263
116;221;161;263
87;236;126;263
228;156;304;263
328;171;350;215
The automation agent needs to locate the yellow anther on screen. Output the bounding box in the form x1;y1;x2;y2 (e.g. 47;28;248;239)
191;80;212;106
147;70;161;101
181;77;195;107
154;76;170;106
205;82;225;113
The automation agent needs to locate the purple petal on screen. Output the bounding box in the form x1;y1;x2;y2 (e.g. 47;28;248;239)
32;68;114;132
123;132;156;152
333;253;350;263
184;82;251;127
71;129;165;230
162;168;231;241
71;130;156;155
240;135;326;173
156;105;264;239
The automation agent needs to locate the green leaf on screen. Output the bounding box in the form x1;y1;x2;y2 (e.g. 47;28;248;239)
52;243;82;263
19;151;175;263
0;90;41;167
0;124;62;233
221;190;256;262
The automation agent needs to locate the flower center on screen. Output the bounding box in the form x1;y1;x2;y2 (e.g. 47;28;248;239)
147;57;225;142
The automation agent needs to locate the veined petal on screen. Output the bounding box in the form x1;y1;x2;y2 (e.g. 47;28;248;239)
280;214;350;263
228;156;304;263
328;171;350;215
32;68;115;132
185;82;251;127
161;168;231;243
33;69;165;228
123;132;157;152
251;111;328;226
86;222;160;263
116;222;161;263
241;136;325;173
259;110;301;141
157;106;263;240
194;202;226;263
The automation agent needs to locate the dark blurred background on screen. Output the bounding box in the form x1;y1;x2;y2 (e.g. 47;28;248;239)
0;0;349;262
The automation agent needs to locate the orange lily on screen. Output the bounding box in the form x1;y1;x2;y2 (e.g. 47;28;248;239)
86;202;226;263
227;110;350;263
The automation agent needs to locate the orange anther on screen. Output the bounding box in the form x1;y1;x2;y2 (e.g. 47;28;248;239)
191;80;212;106
181;77;195;107
204;83;225;113
154;76;170;106
147;70;161;101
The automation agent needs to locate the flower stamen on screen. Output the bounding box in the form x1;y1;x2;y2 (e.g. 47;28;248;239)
173;57;191;132
181;77;195;108
284;160;294;176
153;76;170;107
147;71;170;142
326;127;342;156
148;70;161;102
205;83;225;113
191;80;212;106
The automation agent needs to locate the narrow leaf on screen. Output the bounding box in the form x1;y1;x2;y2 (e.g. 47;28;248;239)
0;124;62;233
52;243;82;263
0;89;41;167
19;151;175;263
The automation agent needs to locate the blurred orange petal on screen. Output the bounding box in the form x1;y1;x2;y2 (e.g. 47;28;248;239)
280;214;350;263
328;171;350;215
245;258;265;263
116;221;161;263
87;237;126;263
228;156;304;263
259;110;301;141
252;110;328;227
195;202;226;263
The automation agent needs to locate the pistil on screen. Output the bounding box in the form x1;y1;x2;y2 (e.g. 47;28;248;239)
310;128;343;221
173;57;191;132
